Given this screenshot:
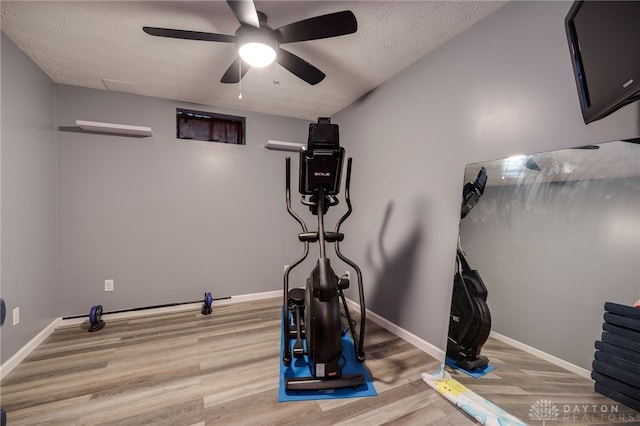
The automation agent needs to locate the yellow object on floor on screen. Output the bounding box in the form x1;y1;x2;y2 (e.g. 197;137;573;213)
421;368;527;426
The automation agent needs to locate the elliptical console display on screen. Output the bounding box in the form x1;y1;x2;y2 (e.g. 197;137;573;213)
282;118;367;391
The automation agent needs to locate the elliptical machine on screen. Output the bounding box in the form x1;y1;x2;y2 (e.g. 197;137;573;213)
447;167;492;371
282;118;366;391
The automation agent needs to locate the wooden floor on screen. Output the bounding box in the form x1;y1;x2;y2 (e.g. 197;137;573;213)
1;297;637;425
0;298;472;425
449;338;639;426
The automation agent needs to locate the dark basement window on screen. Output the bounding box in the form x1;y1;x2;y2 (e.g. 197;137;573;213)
176;108;245;145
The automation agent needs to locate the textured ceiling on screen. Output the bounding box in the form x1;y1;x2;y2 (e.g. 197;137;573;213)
1;1;507;120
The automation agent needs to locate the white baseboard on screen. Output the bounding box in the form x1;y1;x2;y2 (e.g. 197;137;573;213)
490;330;592;380
0;317;59;380
346;298;445;362
2;290;284;379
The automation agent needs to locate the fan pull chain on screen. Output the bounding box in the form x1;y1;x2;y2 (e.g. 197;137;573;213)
273;43;280;86
238;59;243;100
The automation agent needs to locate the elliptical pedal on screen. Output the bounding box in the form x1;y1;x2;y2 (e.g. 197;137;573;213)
288;288;306;358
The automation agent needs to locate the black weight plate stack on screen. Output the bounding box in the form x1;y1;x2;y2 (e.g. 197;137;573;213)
592;302;640;411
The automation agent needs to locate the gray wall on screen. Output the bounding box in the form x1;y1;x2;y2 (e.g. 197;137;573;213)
1;34;58;363
56;85;309;316
333;1;639;356
3;1;640;367
459;173;640;371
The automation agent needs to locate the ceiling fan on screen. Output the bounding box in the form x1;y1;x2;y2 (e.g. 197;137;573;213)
143;0;357;85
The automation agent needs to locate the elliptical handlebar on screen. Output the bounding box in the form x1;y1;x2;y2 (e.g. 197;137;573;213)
330;156;366;361
283;156;311;366
301;194;339;208
334;157;353;234
286;157;308;234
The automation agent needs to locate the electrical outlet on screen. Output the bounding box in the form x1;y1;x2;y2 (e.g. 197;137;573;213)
13;307;20;326
104;279;114;292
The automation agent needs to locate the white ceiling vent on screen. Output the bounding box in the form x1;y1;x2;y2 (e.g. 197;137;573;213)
101;79;137;94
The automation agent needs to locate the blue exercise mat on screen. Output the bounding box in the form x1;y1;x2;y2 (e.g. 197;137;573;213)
445;356;495;378
278;310;377;402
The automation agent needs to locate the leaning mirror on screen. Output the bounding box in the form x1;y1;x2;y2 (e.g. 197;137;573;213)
444;139;640;422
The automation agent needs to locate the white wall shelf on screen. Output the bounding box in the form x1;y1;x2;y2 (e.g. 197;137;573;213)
265;140;305;152
76;120;153;137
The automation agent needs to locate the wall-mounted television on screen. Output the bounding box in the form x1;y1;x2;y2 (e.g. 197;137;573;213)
565;1;640;124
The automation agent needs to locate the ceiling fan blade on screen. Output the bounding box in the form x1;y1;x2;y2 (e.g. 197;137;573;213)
277;11;357;44
226;0;260;28
221;57;251;83
143;27;235;43
277;48;325;85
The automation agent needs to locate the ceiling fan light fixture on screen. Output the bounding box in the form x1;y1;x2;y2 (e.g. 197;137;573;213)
239;42;276;68
143;3;357;85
